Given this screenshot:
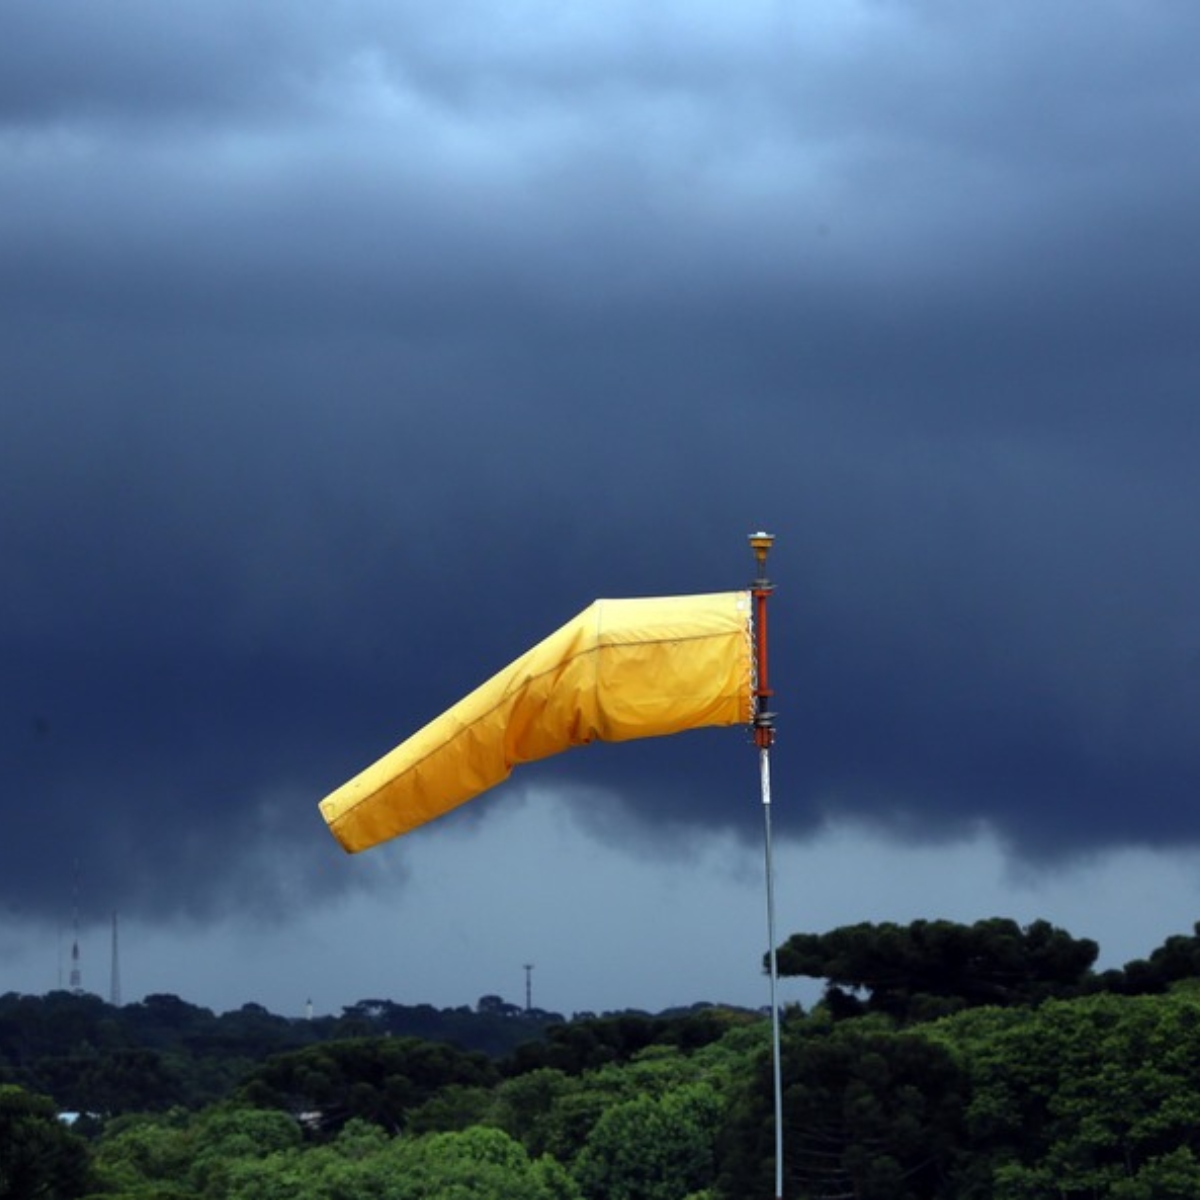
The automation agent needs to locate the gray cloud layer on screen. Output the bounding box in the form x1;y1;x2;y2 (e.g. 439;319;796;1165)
4;1;1200;926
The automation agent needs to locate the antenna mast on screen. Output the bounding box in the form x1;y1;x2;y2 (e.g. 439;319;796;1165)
69;860;83;995
110;911;122;1007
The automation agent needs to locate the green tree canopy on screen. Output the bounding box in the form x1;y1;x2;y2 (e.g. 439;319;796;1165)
934;990;1200;1198
573;1082;724;1200
238;1036;498;1134
214;1122;580;1200
0;1084;93;1199
777;918;1098;1021
1104;921;1200;996
720;1017;969;1200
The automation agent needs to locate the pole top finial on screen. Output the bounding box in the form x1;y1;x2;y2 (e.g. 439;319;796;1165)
749;531;775;583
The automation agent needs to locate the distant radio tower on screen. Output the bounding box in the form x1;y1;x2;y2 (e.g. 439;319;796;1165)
523;963;534;1013
69;862;83;995
110;911;122;1007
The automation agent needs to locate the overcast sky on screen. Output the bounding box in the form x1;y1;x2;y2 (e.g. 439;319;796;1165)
5;0;1200;1018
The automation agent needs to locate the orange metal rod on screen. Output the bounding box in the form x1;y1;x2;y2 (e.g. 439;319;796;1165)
749;531;776;749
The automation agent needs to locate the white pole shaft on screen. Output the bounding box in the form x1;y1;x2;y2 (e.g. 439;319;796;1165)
761;745;784;1200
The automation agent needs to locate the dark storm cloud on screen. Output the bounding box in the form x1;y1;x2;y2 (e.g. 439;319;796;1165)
4;1;1200;928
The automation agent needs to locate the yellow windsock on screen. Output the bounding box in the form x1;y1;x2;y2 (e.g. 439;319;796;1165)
319;591;754;852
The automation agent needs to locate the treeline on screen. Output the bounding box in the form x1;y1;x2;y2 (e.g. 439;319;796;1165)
0;990;572;1114
8;917;1200;1198
775;914;1200;1022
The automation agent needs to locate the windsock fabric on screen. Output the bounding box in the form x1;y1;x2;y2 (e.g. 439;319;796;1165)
320;591;754;852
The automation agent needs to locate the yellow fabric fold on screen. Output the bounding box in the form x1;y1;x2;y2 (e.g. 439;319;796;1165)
320;591;753;852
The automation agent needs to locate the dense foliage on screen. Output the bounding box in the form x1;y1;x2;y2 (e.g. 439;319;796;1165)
775;917;1100;1020
8;916;1200;1199
0;990;564;1113
0;1083;94;1198
237;1037;499;1134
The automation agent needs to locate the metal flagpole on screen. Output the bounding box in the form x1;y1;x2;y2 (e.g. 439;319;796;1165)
749;531;784;1200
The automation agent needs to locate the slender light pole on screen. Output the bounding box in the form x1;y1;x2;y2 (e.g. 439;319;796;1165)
750;531;784;1200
